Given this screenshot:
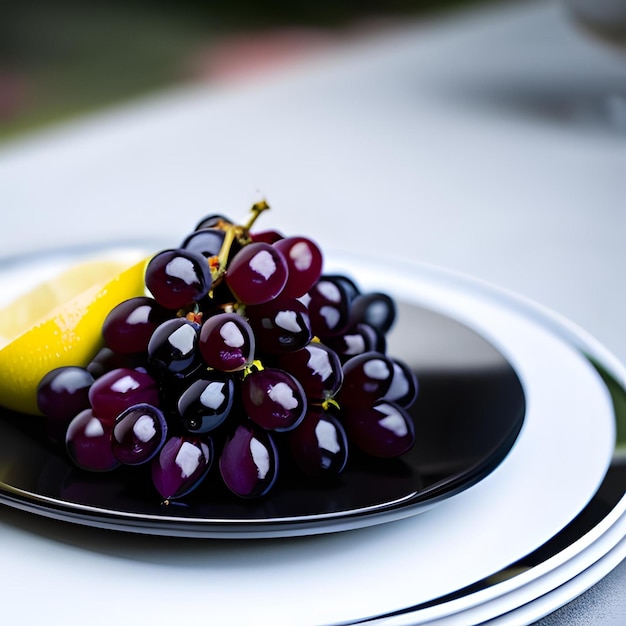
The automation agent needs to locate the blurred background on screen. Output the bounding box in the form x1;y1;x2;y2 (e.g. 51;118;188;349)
1;0;506;143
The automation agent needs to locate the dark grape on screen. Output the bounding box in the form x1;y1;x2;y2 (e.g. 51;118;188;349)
338;351;394;409
322;274;360;302
343;400;415;458
383;359;419;409
87;347;147;379
305;276;352;338
111;403;167;465
241;367;306;431
37;366;94;419
88;367;160;423
324;323;385;361
181;228;225;258
145;248;212;310
273;236;323;298
277;342;343;401
152;435;213;500
225;242;288;305
198;312;255;372
102;296;170;354
349;292;396;334
288;408;348;477
250;229;284;244
246;297;312;354
194;214;233;231
177;374;235;433
219;423;278;498
66;409;119;472
148;318;203;379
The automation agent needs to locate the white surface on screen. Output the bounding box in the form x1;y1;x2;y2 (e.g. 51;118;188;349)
0;251;616;625
1;0;625;370
1;0;625;623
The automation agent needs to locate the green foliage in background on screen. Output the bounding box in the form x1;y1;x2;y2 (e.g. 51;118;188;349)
0;1;495;142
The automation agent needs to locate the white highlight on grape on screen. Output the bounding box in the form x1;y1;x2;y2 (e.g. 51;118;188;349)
126;305;151;325
175;441;202;478
289;242;312;271
249;250;276;280
169;323;196;355
85;417;104;438
220;321;245;348
384;363;409;402
250;437;270;479
368;301;388;326
320;305;340;330
275;310;300;333
51;374;86;395
376;403;408;437
165;257;198;285
363;359;390;380
307;347;332;381
299;293;312;307
200;382;226;410
111;375;141;393
268;382;298;410
344;334;366;355
315;420;340;453
133;414;157;443
317;281;341;302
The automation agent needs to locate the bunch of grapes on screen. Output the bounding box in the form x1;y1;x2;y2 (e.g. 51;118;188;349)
36;202;418;502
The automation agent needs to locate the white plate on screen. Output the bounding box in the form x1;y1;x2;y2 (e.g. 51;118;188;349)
0;249;615;626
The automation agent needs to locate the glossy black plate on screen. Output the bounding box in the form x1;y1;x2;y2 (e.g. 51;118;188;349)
0;252;525;538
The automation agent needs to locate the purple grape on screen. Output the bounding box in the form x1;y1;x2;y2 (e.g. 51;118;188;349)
37;366;93;418
343;400;415;458
225;242;288;305
249;229;284;244
37;366;94;443
111;403;167;465
193;214;233;231
246;297;312;354
177;374;235;433
324;323;385;361
273;236;323;298
305;276;352;338
145;248;212;310
219;423;278;498
66;409;120;472
338;351;394;409
383;359;419;409
87;347;147;379
181;228;226;258
199;312;255;372
102;296;170;354
148;317;203;379
241;368;307;431
152;436;213;500
349;292;396;334
288;408;348;477
322;273;361;302
88;367;160;423
277;342;343;402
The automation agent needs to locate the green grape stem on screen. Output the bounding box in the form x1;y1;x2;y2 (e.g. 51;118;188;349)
211;199;271;283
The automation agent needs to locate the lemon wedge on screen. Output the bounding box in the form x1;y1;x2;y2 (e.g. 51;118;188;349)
0;254;149;415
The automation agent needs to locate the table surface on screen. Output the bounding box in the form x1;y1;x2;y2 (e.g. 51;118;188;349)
1;1;625;623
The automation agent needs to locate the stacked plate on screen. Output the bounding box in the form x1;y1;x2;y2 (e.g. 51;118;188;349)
0;246;623;625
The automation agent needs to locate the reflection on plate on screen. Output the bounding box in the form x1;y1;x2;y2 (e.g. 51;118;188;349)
0;247;524;538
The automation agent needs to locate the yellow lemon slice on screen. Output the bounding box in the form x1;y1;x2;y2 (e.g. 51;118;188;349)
0;254;150;415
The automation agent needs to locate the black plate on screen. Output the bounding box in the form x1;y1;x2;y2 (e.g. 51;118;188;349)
0;253;525;538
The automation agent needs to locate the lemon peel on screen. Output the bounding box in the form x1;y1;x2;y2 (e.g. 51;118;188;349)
0;255;149;415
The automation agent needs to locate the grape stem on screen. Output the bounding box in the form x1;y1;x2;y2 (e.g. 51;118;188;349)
211;199;270;283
